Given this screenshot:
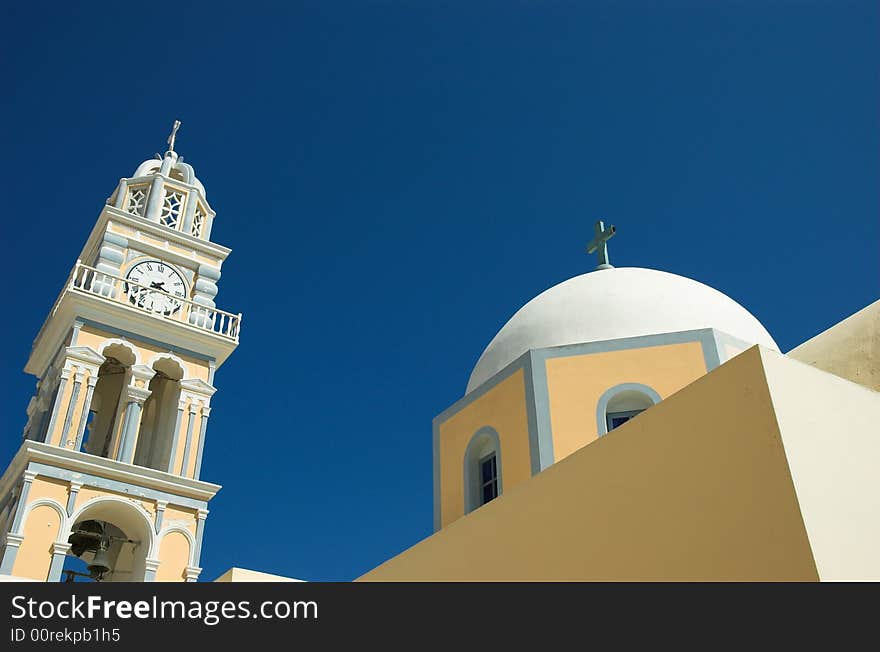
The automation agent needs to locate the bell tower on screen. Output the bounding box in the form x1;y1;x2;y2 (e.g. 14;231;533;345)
0;124;240;582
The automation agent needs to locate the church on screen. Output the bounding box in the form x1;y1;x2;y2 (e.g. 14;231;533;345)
0;127;877;582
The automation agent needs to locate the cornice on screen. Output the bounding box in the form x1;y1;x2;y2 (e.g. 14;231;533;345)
0;441;221;504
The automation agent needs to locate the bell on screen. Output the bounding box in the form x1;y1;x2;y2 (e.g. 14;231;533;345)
87;543;112;581
68;520;104;558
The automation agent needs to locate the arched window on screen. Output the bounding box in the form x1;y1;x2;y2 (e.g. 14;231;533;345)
63;498;154;583
134;356;185;471
463;427;503;514
83;344;137;459
596;383;662;436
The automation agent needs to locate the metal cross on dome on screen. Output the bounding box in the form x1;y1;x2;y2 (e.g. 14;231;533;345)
586;219;616;270
166;120;181;153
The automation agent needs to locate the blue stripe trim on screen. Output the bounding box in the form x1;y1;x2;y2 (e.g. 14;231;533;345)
26;462;209;511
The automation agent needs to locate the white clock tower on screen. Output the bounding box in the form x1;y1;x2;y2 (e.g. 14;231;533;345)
0;124;240;582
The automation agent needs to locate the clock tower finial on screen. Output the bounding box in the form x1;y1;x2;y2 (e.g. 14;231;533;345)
166;119;181;153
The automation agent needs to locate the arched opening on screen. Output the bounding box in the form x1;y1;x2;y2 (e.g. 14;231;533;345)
463;427;503;514
134;356;184;471
598;383;662;436
82;344;136;459
62;499;153;583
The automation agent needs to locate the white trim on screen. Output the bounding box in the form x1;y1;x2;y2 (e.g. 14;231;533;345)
0;442;221;506
98;338;142;366
69;495;158;558
18;498;68;543
179;378;216;397
157;526;197;568
63;346;106;368
26;287;237;378
146;351;188;380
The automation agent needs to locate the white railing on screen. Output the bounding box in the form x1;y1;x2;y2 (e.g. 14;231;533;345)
67;261;241;340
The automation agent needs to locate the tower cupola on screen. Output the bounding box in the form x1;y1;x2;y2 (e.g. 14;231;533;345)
107;121;215;240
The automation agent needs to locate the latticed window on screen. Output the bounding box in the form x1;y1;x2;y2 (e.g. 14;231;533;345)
126;187;147;216
160;189;185;229
191;205;205;238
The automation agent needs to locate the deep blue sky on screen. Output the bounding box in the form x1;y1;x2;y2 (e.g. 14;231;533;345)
0;2;877;581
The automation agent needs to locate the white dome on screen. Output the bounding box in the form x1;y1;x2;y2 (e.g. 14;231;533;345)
466;267;778;394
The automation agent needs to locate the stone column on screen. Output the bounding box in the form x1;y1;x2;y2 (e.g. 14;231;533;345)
193;406;212;480
154;501;167;534
180;402;199;478
60;370;84;448
43;368;71;446
144;175;165;223
202;209;217;241
116;364;156;464
144;558;160;582
65;481;82;517
166;398;188;474
73;374;99;451
181;189;198;234
113;178;129;209
186;508;208;581
116;388;151;464
47;542;72;582
0;470;38;575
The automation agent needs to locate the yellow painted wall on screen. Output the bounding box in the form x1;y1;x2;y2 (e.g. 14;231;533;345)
163;506;197;536
155;531;190;582
73;488;156;523
437;369;532;528
30;477;69;506
214;567;302;582
360;347;819;581
12;505;62;581
546;342;707;461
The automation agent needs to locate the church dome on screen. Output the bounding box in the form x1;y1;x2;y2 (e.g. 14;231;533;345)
466;267;778;393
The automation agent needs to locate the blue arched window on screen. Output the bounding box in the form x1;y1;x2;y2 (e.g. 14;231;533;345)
463;427;503;514
596;383;662;436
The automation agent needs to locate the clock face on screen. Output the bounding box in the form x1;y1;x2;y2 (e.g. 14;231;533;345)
124;260;187;315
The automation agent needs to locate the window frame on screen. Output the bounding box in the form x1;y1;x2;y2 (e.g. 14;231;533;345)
478;451;499;506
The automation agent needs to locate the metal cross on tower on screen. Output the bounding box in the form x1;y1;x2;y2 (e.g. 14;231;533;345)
586;219;616;270
166;120;182;153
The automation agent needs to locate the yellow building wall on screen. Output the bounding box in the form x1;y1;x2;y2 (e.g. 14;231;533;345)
73;488;156;523
546;342;707;461
360;347;819;581
163;506;197;537
437;369;532;528
12;505;62;580
30;477;69;506
156;531;190;582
